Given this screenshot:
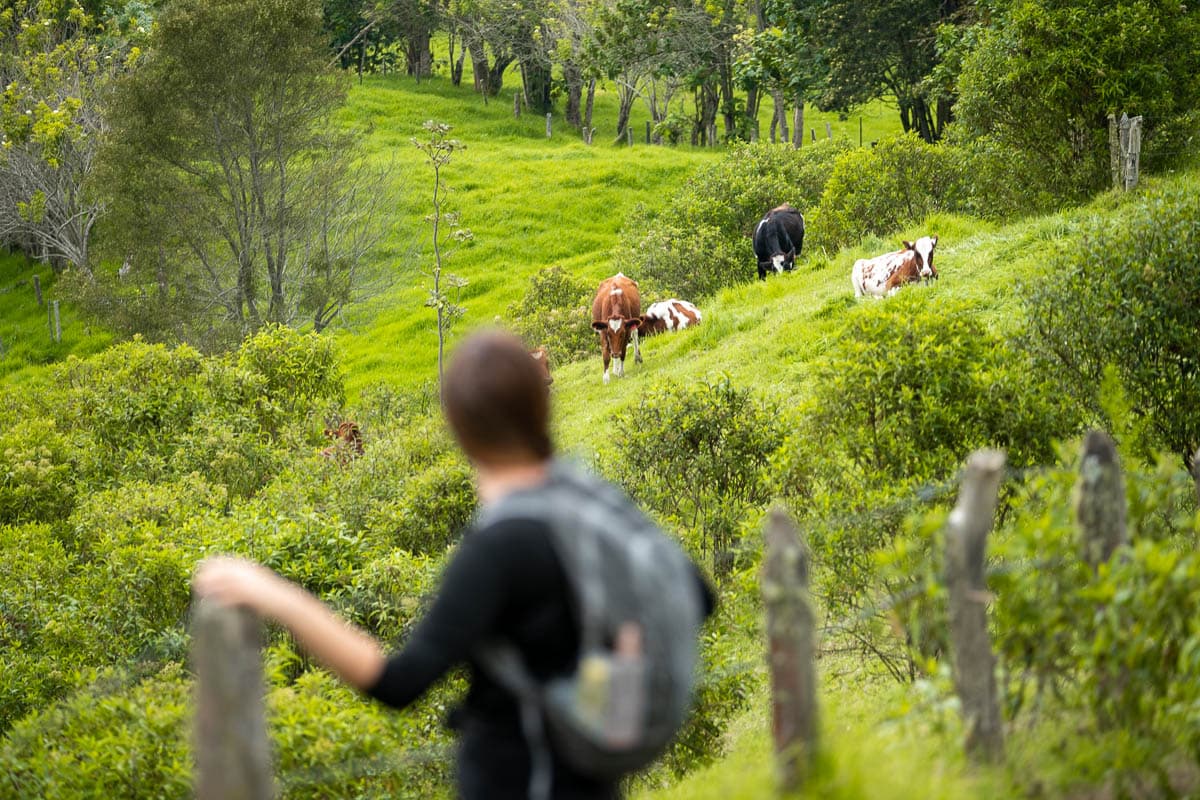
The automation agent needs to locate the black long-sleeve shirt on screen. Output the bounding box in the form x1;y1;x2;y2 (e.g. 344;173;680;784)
365;515;715;799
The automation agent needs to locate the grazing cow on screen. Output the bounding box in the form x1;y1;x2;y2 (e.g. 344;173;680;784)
851;236;939;298
529;346;554;385
320;421;364;465
753;203;806;280
640;299;702;337
591;273;643;384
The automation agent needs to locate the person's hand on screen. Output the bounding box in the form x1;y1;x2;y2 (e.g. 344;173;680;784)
192;556;295;619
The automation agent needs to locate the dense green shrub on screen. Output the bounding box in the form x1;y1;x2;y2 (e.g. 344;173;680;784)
236;323;345;425
0;418;77;524
505;266;596;366
1020;186;1200;467
890;450;1200;793
783;295;1078;677
602;377;783;577
614;140;850;298
806;133;966;253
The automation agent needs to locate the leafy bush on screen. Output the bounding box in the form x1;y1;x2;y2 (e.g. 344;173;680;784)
806;133;966;253
782;295;1078;677
1020;185;1200;467
236;323;344;425
602;377;783;577
0;417;77;524
614;140;850;298
505;266;596;366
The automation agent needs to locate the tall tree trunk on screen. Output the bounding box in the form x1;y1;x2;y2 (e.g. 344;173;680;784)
564;59;583;127
792;98;804;148
448;28;464;86
406;28;432;80
616;82;637;141
745;85;761;142
583;78;596;133
522;58;553;114
487;54;512;97
468;37;489;94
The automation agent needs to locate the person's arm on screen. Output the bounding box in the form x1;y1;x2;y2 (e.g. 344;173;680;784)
192;556;386;691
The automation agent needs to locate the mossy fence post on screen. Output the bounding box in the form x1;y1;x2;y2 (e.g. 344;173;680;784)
945;449;1006;764
193;601;274;800
1073;431;1127;569
762;505;818;791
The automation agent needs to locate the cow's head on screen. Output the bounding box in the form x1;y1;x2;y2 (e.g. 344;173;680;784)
903;236;938;281
592;315;642;357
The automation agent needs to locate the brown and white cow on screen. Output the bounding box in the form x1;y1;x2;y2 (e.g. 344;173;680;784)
591;272;643;384
851;236;938;298
320;420;364;466
640;299;702;337
529;346;553;385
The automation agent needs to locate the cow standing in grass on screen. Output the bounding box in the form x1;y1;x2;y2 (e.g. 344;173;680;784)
852;236;939;298
529;346;553;385
640;299;702;337
591;273;643;384
753;204;806;280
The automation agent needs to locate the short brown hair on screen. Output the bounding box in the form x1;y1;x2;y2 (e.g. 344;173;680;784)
443;330;553;464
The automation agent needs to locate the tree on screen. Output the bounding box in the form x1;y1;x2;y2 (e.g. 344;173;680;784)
0;0;129;274
803;0;965;142
412;121;470;396
953;0;1200;196
98;0;390;344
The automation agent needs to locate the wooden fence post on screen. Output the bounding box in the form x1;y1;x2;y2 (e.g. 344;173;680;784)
1073;431;1127;569
626;126;633;147
546;113;552;138
645;120;652;144
514;92;521;117
945;449;1006;764
32;273;42;306
1108;114;1121;189
52;300;61;343
1124;115;1143;191
824;122;832;140
1191;448;1200;506
193;601;274;800
762;505;818;791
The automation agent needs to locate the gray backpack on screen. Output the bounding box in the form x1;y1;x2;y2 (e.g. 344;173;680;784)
475;459;705;800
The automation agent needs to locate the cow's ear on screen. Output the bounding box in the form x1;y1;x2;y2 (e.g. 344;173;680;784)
625;317;642;330
591;321;607;332
931;235;938;246
903;240;914;250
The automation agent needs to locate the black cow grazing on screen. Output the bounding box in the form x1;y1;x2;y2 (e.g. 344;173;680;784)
752;203;806;280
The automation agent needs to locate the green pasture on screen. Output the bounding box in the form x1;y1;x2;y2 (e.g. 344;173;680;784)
331;60;903;398
0;254;111;385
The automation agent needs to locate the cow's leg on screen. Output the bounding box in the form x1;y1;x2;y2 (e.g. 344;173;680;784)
633;329;642;364
601;340;611;384
614;356;624;378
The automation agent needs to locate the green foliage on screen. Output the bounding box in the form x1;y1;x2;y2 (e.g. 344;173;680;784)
953;0;1200;199
603;376;783;576
505;265;595;365
614;140;850;298
0;417;76;524
236;323;345;423
0;665;193;800
807;133;964;252
784;295;1077;678
1020;185;1200;466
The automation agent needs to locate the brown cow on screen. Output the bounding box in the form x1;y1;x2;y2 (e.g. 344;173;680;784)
529;346;554;385
320;421;364;466
590;273;643;384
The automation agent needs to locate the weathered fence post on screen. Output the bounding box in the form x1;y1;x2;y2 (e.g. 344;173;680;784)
945;449;1006;764
546;113;552;138
193;601;275;800
762;505;818;791
1108;113;1121;189
824;122;832;140
1124;115;1143;191
514;92;521;117
32;274;42;306
626;126;633;147
1072;431;1127;569
1191;448;1200;506
645;120;651;144
52;300;61;343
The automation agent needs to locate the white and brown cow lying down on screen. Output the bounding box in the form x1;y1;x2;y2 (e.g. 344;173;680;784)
640;299;702;336
591;272;643;384
851;236;939;298
529;346;553;385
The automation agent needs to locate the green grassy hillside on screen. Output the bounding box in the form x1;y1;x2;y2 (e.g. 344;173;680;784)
330;68;902;397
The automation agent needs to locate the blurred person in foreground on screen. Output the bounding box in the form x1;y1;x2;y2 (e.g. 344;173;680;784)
193;329;715;800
